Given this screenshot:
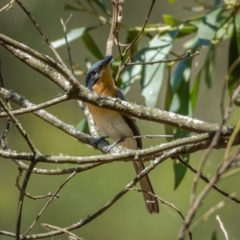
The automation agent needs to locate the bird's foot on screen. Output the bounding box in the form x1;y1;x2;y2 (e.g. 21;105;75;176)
104;136;126;153
92;136;109;149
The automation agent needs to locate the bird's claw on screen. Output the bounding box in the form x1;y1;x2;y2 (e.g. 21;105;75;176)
93;136;126;153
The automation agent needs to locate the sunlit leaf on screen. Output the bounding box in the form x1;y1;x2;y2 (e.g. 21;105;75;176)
51;26;100;49
81;32;104;59
165;58;193;189
170;58;192;96
197;7;222;45
187;16;203;28
76;118;90;134
177;24;197;38
51;27;87;48
162;14;182;26
121;31;178;107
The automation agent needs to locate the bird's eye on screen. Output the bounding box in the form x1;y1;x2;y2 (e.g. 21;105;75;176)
91;70;98;78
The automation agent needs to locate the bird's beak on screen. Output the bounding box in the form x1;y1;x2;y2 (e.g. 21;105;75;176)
102;55;113;67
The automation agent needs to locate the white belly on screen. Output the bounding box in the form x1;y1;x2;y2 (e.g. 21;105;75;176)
89;106;137;149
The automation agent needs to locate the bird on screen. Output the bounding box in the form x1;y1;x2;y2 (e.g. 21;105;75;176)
85;55;159;214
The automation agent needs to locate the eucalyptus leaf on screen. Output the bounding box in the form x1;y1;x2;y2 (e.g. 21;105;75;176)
197;7;222;46
190;68;202;111
173;153;189;190
166;58;193;189
162;14;182;26
205;45;216;88
121;31;178;107
164;65;174;135
177;24;197;38
51;27;87;48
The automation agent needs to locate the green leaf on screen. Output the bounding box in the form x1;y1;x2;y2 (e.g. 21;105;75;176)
164;65;174;136
51;27;86;48
169;59;192;118
169;58;192;98
205;45;216;88
177;24;197;38
190;45;215;110
162;14;182;26
166;58;193;189
76;118;90;134
228;19;240;105
126;30;139;43
174;152;189;190
197;7;222;46
190;68;202;111
121;31;178;107
64;4;81;11
80;32;104;59
52;26;103;58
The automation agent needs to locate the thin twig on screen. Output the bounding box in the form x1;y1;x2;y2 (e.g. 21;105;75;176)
0;131;237;167
176;157;240;204
24;172;77;235
216;215;229;240
0;95;40;240
16;162;37;240
127;187;193;240
0;0;15;12
0;98;38;153
60;14;74;75
0;98;39;240
0;62;11;150
42;223;84;240
189;201;225;232
0;93;69;117
18;152;171;239
125;50;199;66
15;0;69;71
122;0;156;56
178;151;240;240
190;54;239;205
15;169;59;200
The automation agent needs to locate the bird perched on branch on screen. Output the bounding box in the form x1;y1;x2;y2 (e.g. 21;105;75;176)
85;55;159;214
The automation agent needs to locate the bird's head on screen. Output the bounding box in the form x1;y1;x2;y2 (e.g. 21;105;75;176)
85;55;113;92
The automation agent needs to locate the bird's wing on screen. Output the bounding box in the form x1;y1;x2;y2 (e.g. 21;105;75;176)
117;88;142;149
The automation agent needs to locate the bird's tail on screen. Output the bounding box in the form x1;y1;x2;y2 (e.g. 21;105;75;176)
133;161;159;214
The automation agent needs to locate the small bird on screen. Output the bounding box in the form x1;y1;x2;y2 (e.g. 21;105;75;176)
85;55;159;214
